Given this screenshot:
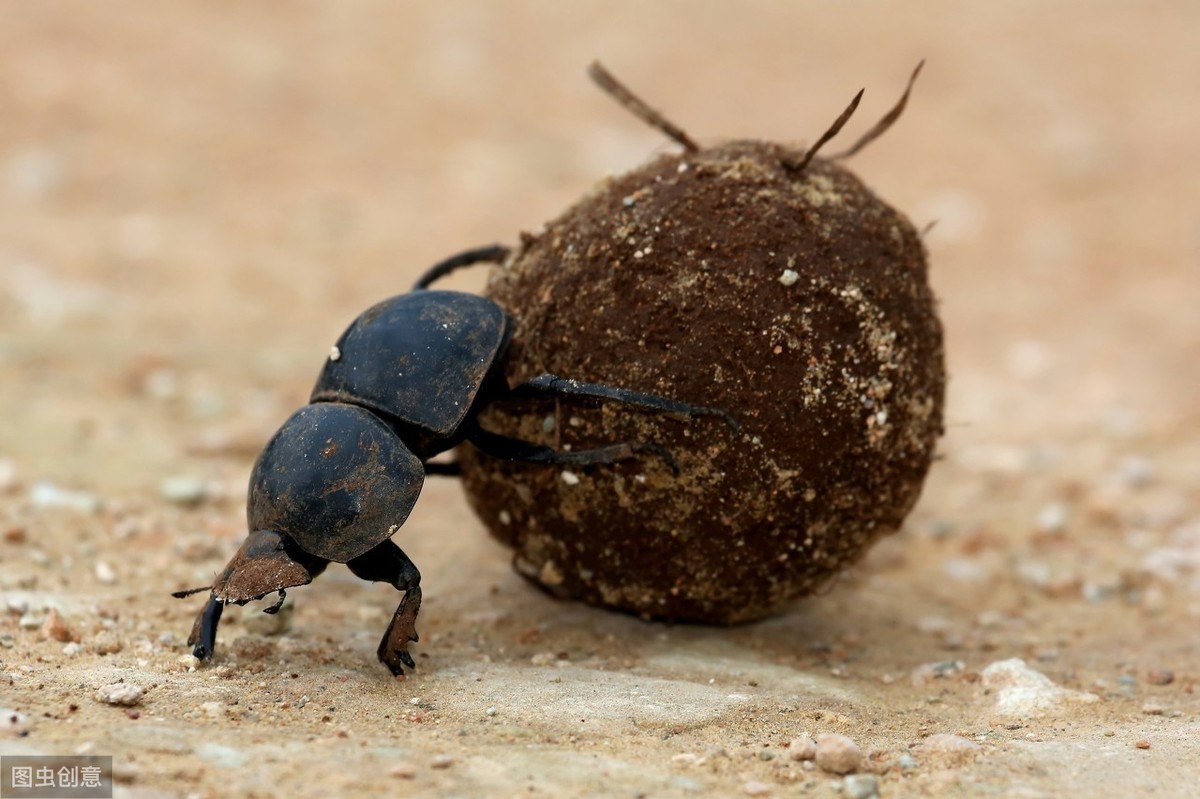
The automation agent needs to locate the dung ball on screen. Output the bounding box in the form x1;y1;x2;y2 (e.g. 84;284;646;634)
458;135;944;623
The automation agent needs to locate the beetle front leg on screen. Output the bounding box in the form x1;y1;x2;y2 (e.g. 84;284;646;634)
187;593;224;661
377;585;422;674
346;540;422;675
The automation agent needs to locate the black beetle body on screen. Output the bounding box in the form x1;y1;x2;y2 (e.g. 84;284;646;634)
313;290;511;459
175;245;734;675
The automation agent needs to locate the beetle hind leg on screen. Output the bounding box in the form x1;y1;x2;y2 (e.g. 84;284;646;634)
346;540;423;675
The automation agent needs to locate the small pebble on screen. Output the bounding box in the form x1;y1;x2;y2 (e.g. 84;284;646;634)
1147;669;1174;686
981;658;1098;718
40;608;73;642
29;482;100;513
778;269;800;286
159;475;208;506
788;734;817;761
91;630;122;655
815;733;862;775
910;660;964;686
62;642;83;656
95;561;117;584
1135;740;1151;750
843;774;880;799
0;458;18;492
95;683;144;707
1115;456;1155;488
742;781;772;796
1035;502;1069;535
914;733;981;762
390;762;416;779
430;753;454;769
3;709;31;737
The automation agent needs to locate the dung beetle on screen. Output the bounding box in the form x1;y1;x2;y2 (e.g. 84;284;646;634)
174;245;735;674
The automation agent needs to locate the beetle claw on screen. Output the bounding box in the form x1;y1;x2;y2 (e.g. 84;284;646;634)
262;589;286;615
377;585;422;674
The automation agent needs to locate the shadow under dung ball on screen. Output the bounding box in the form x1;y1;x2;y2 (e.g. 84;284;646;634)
458;64;945;623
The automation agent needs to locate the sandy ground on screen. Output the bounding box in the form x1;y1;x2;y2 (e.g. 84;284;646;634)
2;3;1199;797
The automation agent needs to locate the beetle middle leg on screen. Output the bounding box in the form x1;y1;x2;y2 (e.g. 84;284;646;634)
346;540;423;675
465;423;679;472
508;373;740;431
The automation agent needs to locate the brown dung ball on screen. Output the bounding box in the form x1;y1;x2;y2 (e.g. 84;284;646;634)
457;71;944;624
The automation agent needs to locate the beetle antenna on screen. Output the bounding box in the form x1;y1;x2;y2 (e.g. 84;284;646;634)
588;61;701;153
831;59;924;160
171;585;212;599
786;89;864;173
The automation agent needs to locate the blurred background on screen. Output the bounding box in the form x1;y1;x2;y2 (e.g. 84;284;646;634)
1;4;1198;795
3;1;1196;491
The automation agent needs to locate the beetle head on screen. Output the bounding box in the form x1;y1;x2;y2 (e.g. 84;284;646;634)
213;529;315;603
171;528;315;606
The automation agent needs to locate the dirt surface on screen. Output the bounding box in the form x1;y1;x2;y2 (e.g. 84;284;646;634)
2;3;1198;798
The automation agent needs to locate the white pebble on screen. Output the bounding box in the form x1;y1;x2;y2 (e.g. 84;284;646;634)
95;683;144;706
1035;503;1069;535
778;269;800;286
843;774;880;799
159;476;207;505
981;658;1098;718
0;458;17;492
95;561;117;584
560;471;580;486
1116;456;1155;489
29;481;99;513
2;708;31;737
